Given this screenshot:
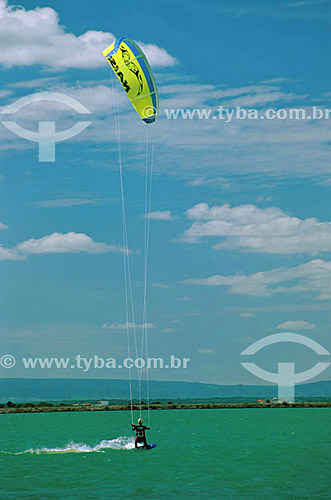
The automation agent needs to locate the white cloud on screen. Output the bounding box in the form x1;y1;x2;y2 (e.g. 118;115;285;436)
234;303;331;313
182;203;331;255
187;177;232;189
0;245;25;261
261;77;299;84
237;336;255;344
161;83;281;101
0;232;123;260
198;348;215;354
276;320;316;330
35;198;98;208
0;1;328;183
9;77;60;89
101;322;155;330
1;74;330;180
16;232;120;255
0;222;8;229
286;1;327;8
256;195;273;203
163;327;174;332
224;91;306;108
151;282;170;289
1;231;124;260
145;210;173;221
217;1;329;21
156;87;331;179
183;259;331;300
137;41;177;68
240;312;256;318
0;89;13;98
319;179;331;186
0;0;176;69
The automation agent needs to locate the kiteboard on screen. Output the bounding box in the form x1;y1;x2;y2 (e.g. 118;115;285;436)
136;443;157;450
146;443;157;450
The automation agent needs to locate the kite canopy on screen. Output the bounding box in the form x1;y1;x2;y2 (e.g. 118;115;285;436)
102;37;158;123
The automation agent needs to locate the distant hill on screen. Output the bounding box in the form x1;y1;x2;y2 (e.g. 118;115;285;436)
0;378;330;403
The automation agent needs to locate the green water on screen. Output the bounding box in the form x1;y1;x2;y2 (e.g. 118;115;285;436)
0;409;330;499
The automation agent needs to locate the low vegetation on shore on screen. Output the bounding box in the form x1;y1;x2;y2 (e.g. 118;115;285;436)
0;400;330;414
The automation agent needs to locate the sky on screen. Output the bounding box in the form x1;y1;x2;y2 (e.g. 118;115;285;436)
0;0;330;385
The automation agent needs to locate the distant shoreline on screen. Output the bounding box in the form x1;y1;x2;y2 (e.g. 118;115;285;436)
1;401;330;414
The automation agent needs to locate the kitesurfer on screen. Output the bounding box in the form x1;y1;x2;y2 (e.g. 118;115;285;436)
131;418;150;449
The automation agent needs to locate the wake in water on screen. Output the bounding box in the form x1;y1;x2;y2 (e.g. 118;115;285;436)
1;436;135;455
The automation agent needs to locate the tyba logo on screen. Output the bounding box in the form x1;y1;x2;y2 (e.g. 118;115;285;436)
240;333;330;402
1;92;91;162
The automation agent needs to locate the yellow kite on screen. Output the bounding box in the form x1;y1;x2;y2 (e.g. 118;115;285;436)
102;37;158;123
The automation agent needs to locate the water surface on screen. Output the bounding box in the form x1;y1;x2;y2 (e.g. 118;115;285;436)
0;408;330;499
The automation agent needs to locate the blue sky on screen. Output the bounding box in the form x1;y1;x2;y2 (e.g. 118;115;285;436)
0;0;330;384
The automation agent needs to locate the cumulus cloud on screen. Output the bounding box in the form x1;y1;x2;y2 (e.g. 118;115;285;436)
0;245;25;261
145;210;173;221
16;232;119;255
181;203;331;255
0;222;8;229
0;0;176;69
0;232;123;260
101;322;155;330
276;320;316;330
183;259;331;300
240;312;256;318
137;41;177;68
